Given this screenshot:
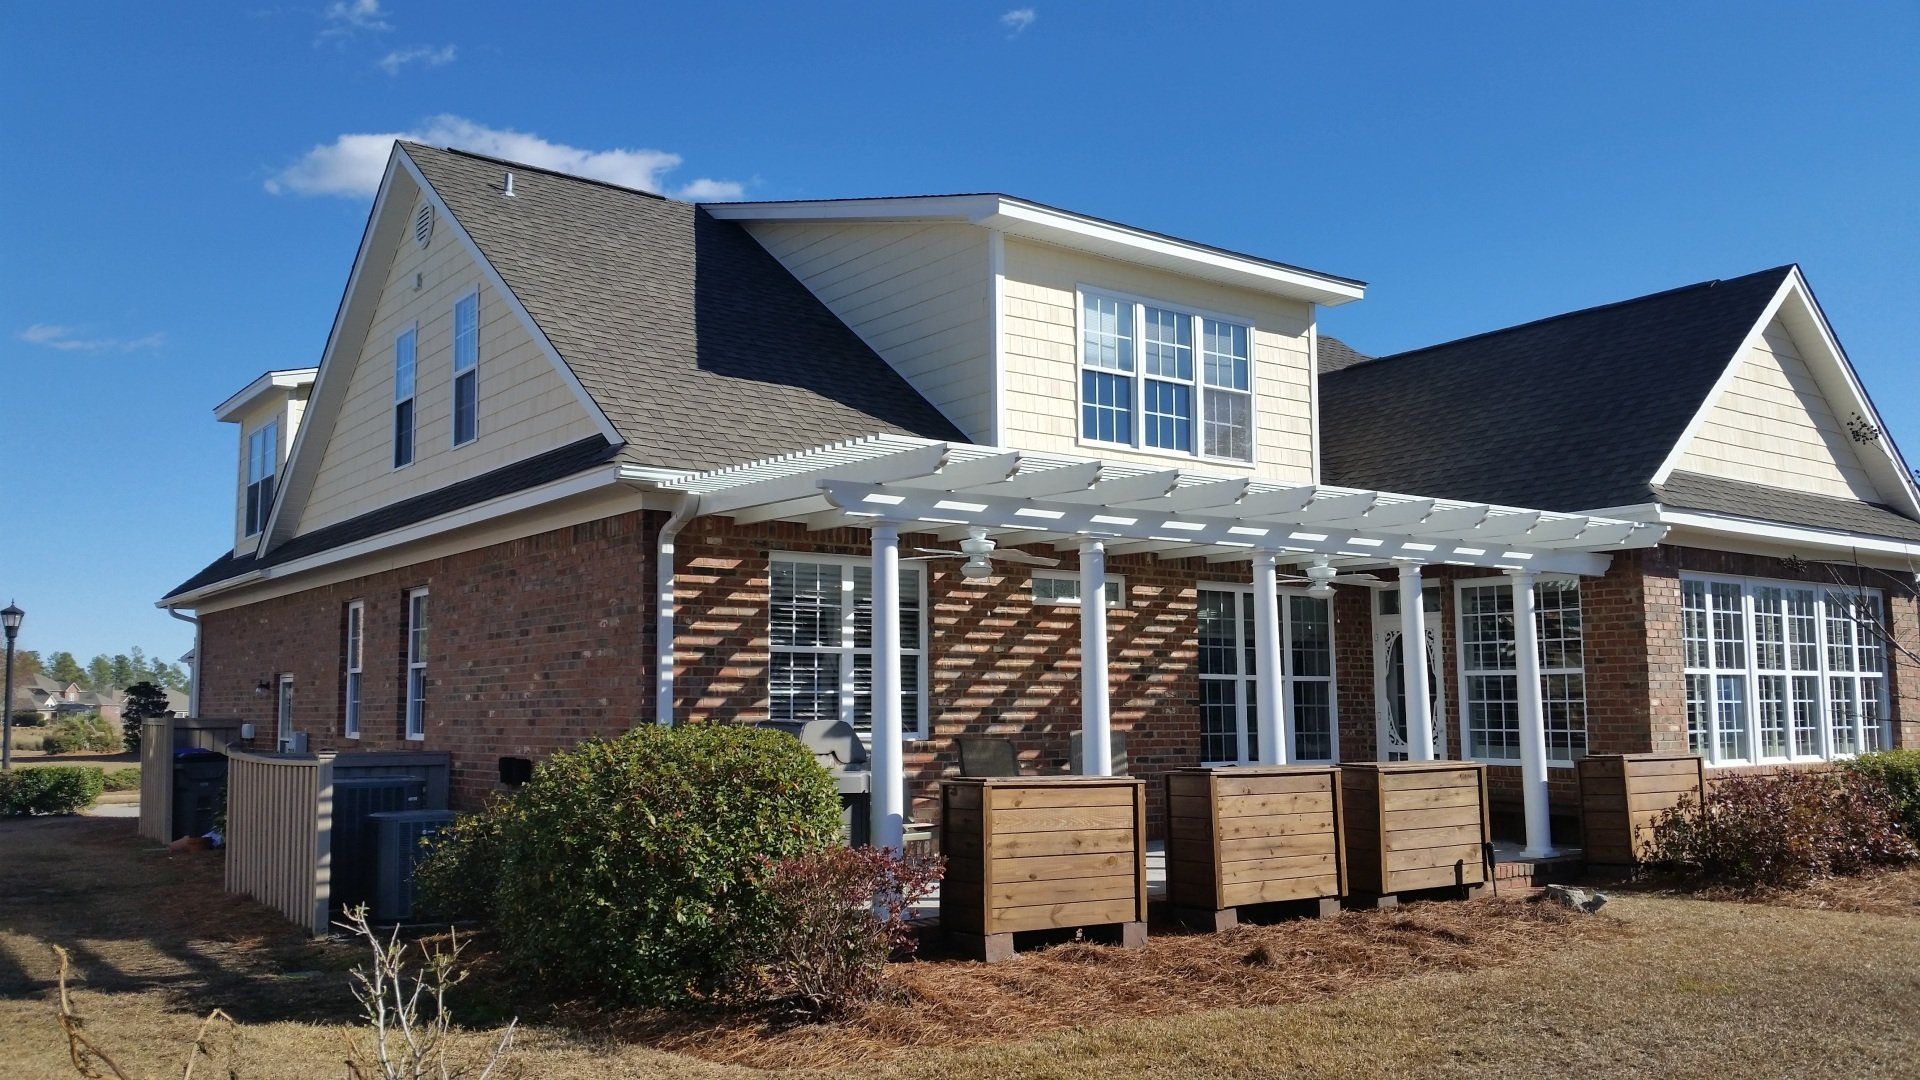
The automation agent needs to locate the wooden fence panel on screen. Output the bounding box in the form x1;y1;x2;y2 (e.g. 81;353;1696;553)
224;749;335;936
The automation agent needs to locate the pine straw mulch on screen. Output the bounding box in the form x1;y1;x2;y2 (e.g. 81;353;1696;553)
591;896;1626;1070
1762;864;1920;918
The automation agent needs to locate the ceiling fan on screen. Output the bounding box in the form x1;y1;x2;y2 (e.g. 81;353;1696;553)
905;526;1060;580
1275;558;1387;597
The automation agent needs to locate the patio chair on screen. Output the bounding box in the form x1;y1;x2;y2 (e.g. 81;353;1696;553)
1068;730;1130;776
956;736;1023;778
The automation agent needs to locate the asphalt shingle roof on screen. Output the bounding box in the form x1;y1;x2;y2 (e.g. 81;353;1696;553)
403;144;966;471
1319;267;1796;512
1656;470;1920;542
1316;336;1372;374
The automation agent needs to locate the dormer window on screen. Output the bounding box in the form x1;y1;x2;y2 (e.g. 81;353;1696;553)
244;420;277;537
393;326;417;468
1079;290;1255;463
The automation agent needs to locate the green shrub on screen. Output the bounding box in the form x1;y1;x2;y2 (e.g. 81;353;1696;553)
749;846;942;1018
1646;769;1917;892
413;804;508;921
41;713;120;754
0;766;106;815
11;709;45;728
1843;749;1920;841
482;725;841;1006
101;767;141;792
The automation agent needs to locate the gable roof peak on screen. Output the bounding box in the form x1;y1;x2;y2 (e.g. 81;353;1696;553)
396;140;680;205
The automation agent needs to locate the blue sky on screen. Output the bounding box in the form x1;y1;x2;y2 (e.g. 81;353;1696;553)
2;1;1916;665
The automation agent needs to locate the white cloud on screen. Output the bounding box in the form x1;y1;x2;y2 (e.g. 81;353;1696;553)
265;116;748;201
376;43;456;75
322;0;390;36
1001;7;1036;34
18;324;166;354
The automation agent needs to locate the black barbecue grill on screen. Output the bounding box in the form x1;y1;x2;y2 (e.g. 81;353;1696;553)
757;719;871;846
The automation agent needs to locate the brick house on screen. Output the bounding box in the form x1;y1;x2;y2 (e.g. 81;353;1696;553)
163;143;1920;853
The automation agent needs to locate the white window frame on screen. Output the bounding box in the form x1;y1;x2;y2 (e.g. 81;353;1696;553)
404;586;428;741
1075;285;1257;465
1454;575;1587;768
275;674;294;748
451;289;480;448
1196;582;1339;766
343;600;364;739
768;552;929;739
1681;572;1888;766
243;419;278;538
1031;571;1125;608
393;324;418;470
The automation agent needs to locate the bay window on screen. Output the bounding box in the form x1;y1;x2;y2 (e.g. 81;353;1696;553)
769;554;926;737
1080;290;1254;462
1682;574;1887;763
1457;578;1587;764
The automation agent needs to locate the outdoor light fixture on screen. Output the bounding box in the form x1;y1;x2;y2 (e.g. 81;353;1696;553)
255;680;272;697
2;601;23;771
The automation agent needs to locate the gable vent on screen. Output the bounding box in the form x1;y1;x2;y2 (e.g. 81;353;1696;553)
413;203;434;249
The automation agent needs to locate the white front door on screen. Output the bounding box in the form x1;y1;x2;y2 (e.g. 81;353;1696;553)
1374;586;1448;760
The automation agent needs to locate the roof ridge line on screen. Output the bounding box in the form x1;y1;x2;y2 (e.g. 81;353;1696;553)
400;141;675;204
1348;264;1798;371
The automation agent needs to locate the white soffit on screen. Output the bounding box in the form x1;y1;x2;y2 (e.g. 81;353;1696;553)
703;195;1366;308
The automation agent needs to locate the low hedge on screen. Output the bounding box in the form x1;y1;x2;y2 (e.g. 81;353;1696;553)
0;766;106;816
41;713;121;754
1645;768;1916;891
101;767;141;792
1842;749;1920;842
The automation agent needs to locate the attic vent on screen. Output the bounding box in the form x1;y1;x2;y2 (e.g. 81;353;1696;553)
413;203;434;249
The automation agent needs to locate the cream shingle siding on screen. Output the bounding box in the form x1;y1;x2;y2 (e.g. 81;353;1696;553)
1675;316;1882;502
744;221;992;441
297;199;599;535
1000;237;1316;483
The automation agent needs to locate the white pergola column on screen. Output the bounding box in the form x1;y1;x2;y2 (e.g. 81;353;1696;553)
1398;562;1437;761
1252;550;1288;765
869;522;905;851
1508;569;1555;857
1079;537;1113;776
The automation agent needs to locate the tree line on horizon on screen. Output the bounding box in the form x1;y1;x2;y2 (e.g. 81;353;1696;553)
7;647;188;695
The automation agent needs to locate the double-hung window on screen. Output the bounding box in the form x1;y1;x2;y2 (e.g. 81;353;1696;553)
244;420;277;537
451;292;479;446
768;555;926;737
1457;578;1587;764
1684;575;1888;762
1196;585;1337;764
1079;290;1254;462
343;601;364;739
393;326;417;468
404;587;428;740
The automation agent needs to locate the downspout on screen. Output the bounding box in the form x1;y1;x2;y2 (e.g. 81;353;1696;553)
655;494;700;727
166;607;201;717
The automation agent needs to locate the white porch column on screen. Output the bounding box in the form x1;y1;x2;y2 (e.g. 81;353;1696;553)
1508;569;1555;857
869;522;905;851
1398;562;1437;761
1252;550;1288;765
1079;537;1113;776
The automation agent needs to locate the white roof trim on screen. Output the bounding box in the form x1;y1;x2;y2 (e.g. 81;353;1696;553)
213;368;318;422
662;436;1663;576
704;195;1366;308
1649;269;1920;518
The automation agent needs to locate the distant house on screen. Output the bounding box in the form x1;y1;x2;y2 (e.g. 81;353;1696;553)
161;142;1920;858
11;675;117;722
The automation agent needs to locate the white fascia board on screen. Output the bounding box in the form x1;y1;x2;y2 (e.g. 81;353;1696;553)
707;195;1367;308
1585;500;1920;561
213;368;320;423
161;464;630;608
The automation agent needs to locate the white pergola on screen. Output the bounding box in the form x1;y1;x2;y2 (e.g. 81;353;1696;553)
663;435;1666;858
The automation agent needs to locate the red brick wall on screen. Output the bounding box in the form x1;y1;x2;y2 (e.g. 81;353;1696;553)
199;512;655;808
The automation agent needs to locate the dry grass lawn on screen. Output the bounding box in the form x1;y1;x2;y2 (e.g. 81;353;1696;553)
2;816;1918;1078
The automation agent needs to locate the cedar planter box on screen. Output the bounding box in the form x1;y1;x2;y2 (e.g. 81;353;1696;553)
1338;761;1490;905
1165;765;1346;929
938;776;1147;962
1577;753;1706;866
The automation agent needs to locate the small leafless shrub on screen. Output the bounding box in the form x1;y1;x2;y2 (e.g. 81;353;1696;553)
337;905;517;1080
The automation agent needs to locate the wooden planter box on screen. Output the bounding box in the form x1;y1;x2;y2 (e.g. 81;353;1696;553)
1577;753;1705;866
1339;761;1490;905
1164;765;1345;929
938;777;1147;962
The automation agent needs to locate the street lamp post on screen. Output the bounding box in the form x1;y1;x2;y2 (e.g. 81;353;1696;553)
2;602;23;771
